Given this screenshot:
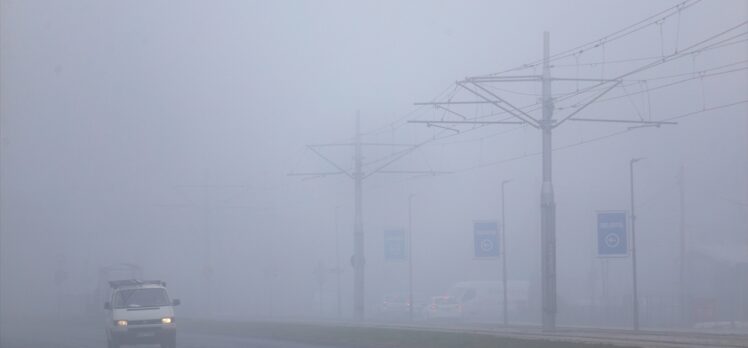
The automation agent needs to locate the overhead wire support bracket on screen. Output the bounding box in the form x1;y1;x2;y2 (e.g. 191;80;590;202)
553;79;624;128
458;81;540;128
627;124;665;130
424;122;459;133
436;104;468;120
569;118;678;125
377;170;452;175
299;132;439;181
287;171;346;177
359;142;418;147
363;142;425;179
307;145;354;179
464;75;542;83
414;100;495;106
309;143;355;147
551;77;624;83
409;120;523;125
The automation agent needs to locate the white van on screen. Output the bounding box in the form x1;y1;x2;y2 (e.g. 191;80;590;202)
447;280;529;322
104;280;180;348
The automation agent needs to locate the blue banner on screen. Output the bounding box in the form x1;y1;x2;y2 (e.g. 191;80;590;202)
384;229;406;261
474;221;499;258
597;211;628;257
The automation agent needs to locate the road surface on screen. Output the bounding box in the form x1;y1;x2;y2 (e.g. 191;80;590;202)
3;317;747;348
0;320;350;348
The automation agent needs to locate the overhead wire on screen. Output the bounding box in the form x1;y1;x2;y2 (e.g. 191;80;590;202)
382;16;732;150
373;0;704;138
395;1;734;129
633;59;748;81
404;26;747;149
552;56;665;69
595;66;748;105
358;83;458;139
440;98;748;177
553;63;748;114
389;62;740;152
552;24;748;106
351;3;745;181
433;25;745;156
486;0;704;76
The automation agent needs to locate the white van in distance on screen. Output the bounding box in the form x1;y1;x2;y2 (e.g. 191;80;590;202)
447;280;529;322
104;280;180;348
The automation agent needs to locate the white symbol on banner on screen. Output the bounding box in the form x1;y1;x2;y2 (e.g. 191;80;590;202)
604;233;620;248
480;239;494;251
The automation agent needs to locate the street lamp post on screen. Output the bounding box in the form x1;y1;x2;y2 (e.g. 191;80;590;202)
501;179;512;326
408;193;416;322
630;157;644;331
334;205;342;319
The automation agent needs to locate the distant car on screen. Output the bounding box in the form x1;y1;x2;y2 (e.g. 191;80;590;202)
423;296;461;320
447;280;529;322
377;294;427;319
104;280;180;348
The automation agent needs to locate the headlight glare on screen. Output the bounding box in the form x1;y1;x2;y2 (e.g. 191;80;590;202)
116;320;128;327
161;317;172;324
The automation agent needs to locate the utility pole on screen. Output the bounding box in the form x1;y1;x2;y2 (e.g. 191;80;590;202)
353;114;365;321
335;205;342;319
408;193;416;322
291;112;439;322
201;178;214;318
602;259;609;325
540;32;557;330
501;179;511;326
411;32;675;331
159;178;254;318
630;157;644;331
679;164;687;327
313;260;327;317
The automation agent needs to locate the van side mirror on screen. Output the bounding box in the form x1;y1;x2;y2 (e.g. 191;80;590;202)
172;299;181;306
104;302;111;310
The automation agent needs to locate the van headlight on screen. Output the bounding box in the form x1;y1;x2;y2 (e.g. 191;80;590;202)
116;320;128;327
161;317;173;324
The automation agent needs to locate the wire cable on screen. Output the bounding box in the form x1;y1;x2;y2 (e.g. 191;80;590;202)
487;0;704;76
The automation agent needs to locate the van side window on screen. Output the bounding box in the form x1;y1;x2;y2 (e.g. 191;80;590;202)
462;288;476;302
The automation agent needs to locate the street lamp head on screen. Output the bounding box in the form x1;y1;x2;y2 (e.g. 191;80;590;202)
502;179;513;185
630;157;645;165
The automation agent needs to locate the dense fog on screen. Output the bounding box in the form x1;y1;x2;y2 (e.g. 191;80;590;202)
1;0;746;336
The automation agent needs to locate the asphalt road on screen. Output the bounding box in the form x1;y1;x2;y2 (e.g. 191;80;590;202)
0;322;349;348
3;318;747;348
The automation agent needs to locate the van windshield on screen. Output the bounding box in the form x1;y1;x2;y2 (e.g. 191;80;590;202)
113;288;170;308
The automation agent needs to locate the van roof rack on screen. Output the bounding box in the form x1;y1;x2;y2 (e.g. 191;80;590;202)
108;279;166;288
